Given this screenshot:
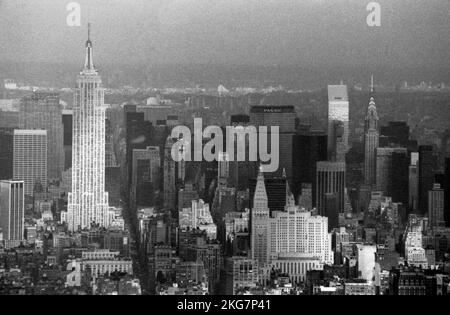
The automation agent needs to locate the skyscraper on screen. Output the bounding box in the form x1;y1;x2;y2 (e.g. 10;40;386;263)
218;151;230;189
428;183;444;227
380;121;410;148
316;161;346;216
67;25;109;231
19;92;64;180
249;105;296;180
327;85;349;162
409;152;419;214
375;147;407;196
445;158;450;227
251;167;270;266
163;136;177;210
62;109;73;171
0;180;24;241
132;146;160;208
418;145;434;215
13;130;47;196
0;128;13;180
391;151;409;206
124;104;153;187
292;130;327;206
363;77;379;186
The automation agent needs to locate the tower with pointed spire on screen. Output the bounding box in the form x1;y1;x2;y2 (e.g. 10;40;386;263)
251;166;270;266
67;25;109;231
364;74;379;186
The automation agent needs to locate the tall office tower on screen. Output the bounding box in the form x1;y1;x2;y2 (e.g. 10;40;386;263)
418;145;435;215
391;151;409;207
375;147;407;196
249;105;296;180
163;137;177;210
380;121;410;147
132;146;160;208
324;193;339;231
62;110;73;170
444;158;450;227
67;26;110;231
0;180;24;241
228;114;256;190
0;128;13;180
409;153;419;214
363;79;379;186
428;183;444;227
327;85;349;162
176;140;187;186
316;161;345;216
124;105;153;187
292;130;327;206
218;151;230;189
268;207;334;265
298;183;313;210
19;92;64;180
13;130;47;196
251;167;270;266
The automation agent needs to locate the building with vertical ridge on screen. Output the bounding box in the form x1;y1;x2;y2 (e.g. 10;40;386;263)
364;76;379;186
316;161;346;216
0;180;24;241
428;183;444;227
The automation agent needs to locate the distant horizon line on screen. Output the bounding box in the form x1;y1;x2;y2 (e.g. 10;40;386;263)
0;60;449;70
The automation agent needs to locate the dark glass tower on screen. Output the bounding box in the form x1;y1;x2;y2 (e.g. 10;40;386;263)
418;145;434;215
292;130;327;206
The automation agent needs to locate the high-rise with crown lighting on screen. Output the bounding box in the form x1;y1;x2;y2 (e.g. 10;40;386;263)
364;76;379;186
67;25;109;231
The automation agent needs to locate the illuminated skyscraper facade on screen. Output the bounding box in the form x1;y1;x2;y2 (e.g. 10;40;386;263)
67;26;109;231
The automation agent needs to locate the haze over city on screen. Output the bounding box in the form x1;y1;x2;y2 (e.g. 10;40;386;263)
1;0;450;300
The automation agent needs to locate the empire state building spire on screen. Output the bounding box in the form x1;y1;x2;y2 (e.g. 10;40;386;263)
68;26;109;231
84;23;95;71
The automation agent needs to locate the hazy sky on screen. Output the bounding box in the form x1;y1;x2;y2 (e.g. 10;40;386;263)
0;0;449;68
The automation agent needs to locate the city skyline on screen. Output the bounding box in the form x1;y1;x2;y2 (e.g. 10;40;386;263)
0;0;450;299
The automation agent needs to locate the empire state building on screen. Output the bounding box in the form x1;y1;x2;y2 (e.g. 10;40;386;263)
67;25;109;231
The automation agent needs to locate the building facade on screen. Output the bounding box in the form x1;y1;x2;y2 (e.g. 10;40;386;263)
19;92;64;180
67;27;110;231
327;85;349;162
316;161;346;215
251;168;270;266
363;85;379;186
13;130;47;196
0;180;24;241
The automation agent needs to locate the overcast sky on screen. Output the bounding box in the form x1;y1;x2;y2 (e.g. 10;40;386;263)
0;0;449;68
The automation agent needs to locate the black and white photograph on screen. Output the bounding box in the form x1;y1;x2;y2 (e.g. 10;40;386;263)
0;0;449;302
